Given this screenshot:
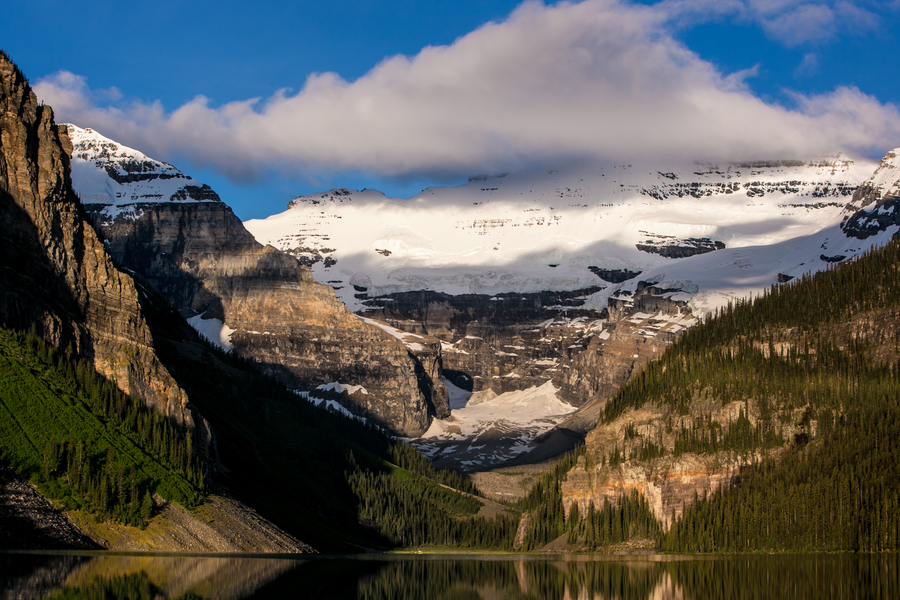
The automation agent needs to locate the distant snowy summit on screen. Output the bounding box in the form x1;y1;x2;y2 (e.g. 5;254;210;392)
64;124;220;221
245;155;900;316
61;121;900;319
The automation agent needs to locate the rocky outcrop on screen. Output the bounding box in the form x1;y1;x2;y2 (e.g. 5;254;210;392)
587;267;641;284
606;279;697;323
551;309;692;409
364;280;697;419
562;451;748;528
841;148;900;239
0;463;100;550
72;138;440;435
362;288;606;399
0;53;194;426
635;235;725;258
562;403;778;527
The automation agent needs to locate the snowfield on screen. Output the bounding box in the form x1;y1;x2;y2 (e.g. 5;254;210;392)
410;379;576;469
244;155;893;318
65;124;219;220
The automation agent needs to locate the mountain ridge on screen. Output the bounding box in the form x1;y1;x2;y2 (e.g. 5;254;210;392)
0;53;196;428
64;124;448;437
246;154;878;317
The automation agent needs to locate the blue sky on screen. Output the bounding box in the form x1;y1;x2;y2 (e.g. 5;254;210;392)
4;0;899;219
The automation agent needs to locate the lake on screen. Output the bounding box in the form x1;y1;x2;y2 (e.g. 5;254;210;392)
1;552;897;599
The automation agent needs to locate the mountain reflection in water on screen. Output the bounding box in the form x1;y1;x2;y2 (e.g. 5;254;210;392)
1;553;897;599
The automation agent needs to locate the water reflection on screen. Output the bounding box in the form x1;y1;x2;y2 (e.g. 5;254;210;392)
1;553;897;599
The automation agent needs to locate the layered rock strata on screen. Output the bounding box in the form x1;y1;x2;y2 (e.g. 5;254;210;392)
561;403;782;527
69;128;443;436
366;282;695;415
842;147;900;239
362;288;607;399
0;53;194;426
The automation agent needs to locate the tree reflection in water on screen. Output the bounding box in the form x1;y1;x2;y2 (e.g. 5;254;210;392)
2;553;897;599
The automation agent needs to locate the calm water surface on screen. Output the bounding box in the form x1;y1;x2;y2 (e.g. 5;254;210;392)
1;552;897;599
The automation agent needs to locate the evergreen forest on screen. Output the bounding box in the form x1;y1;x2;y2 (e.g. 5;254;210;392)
503;238;900;554
0;327;205;527
3;234;900;553
595;238;900;552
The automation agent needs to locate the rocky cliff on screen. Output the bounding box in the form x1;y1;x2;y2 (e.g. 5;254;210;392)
365;280;696;420
841;147;900;239
561;404;767;527
67;126;444;436
0;53;195;427
362;288;606;398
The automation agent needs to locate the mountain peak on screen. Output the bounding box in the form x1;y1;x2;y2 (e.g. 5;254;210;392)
63;124;220;220
286;187;388;210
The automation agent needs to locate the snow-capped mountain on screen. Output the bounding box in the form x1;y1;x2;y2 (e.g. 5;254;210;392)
63;124;447;438
62;120;900;467
65;124;220;220
241;152;900;468
841;148;900;239
245;156;888;318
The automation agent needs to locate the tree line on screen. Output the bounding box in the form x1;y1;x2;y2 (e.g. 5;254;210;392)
0;326;205;527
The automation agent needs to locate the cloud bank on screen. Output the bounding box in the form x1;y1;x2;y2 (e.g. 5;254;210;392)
35;0;900;183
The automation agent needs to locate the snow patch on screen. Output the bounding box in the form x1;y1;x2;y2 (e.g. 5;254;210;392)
359;316;430;352
187;313;235;352
411;380;576;468
317;382;368;396
295;390;369;424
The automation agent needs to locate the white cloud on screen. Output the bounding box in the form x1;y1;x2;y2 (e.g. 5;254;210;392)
656;0;881;46
759;3;837;46
35;0;900;184
794;52;819;77
788;86;900;150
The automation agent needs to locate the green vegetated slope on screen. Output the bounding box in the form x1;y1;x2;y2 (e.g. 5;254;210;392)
517;239;900;553
0;328;205;527
0;267;524;551
611;239;900;552
136;283;521;552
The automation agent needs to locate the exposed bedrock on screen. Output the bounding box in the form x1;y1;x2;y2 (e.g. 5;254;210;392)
363;282;695;418
0;54;195;428
635;237;725;259
842;195;900;240
87;201;440;436
841;148;900;239
361;289;607;401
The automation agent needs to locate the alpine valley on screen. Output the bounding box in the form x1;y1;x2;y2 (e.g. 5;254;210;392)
2;50;900;570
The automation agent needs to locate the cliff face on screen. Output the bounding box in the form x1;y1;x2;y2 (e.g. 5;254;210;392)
366;281;696;419
562;404;764;527
70;127;442;436
0;54;194;426
362;288;607;399
553;283;697;409
97;202;439;436
841;147;900;239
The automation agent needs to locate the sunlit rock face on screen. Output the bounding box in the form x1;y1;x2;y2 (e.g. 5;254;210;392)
0;54;193;427
245;154;888;451
841;147;900;239
66;125;441;437
562;402;774;528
